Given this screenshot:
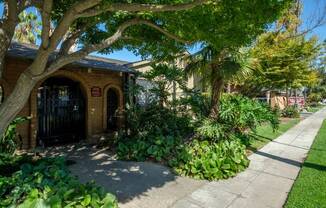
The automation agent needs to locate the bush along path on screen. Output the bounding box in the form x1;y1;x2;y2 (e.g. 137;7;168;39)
117;94;279;181
172;107;326;208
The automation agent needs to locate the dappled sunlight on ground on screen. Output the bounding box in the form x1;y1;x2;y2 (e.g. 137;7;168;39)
39;142;206;208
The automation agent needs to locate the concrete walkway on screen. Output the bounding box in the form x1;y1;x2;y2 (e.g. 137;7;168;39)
172;108;326;208
42;108;326;208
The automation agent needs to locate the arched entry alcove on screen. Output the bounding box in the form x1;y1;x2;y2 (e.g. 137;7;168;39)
103;85;123;132
37;76;86;146
107;88;119;131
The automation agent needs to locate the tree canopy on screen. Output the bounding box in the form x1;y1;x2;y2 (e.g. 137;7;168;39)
238;1;321;97
0;0;292;135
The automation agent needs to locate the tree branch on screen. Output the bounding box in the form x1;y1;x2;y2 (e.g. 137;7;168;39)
45;18;190;75
40;0;53;49
48;0;101;50
138;20;191;44
58;19;103;57
0;0;18;78
78;0;208;18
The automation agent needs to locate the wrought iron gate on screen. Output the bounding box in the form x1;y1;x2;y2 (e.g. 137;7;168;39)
37;77;85;146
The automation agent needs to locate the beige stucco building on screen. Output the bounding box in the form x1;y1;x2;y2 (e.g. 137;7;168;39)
0;42;135;148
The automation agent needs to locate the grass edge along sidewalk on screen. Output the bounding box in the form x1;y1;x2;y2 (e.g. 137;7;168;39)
248;118;301;153
284;119;326;208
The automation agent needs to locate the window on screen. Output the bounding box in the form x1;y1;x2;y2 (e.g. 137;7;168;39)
0;85;3;104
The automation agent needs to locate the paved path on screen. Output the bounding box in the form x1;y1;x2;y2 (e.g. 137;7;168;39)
43;108;326;208
172;108;326;208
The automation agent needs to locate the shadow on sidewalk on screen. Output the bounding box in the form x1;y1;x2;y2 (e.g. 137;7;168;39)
255;150;326;172
41;144;179;203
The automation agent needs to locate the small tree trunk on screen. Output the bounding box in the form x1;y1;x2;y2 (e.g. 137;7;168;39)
209;75;224;119
286;88;289;107
0;71;38;136
0;27;15;78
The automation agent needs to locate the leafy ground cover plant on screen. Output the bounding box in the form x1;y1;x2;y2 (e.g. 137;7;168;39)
170;138;249;180
0;155;118;208
168;94;279;180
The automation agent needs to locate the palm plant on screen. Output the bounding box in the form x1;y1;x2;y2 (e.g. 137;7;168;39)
13;11;41;44
186;45;256;118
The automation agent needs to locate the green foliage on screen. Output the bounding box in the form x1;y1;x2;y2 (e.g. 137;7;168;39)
50;0;291;60
238;2;321;97
0;153;33;176
117;134;182;162
166;94;278;180
307;92;322;103
117;104;192;162
118;93;279;180
0;116;30;155
142;63;186;107
281;106;300;118
179;90;211;119
14;11;41;44
217;94;280;134
0;156;118;208
171;139;249;180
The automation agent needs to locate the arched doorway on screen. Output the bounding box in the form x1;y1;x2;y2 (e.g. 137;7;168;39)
37;77;86;146
107;88;119;131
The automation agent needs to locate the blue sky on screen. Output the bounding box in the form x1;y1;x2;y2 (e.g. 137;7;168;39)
0;1;325;62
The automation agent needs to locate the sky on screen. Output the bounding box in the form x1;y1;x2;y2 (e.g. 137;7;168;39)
0;0;325;63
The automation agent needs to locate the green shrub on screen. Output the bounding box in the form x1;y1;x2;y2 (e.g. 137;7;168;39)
0;116;30;154
282;106;300;118
118;94;278;180
170;139;249;180
194;94;279;144
168;94;277;180
218;94;279;133
179;90;211;119
117;135;182;162
117;104;192;162
307;92;322;103
0;156;118;208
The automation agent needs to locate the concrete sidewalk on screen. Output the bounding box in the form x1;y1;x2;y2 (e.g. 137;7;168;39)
172;108;326;208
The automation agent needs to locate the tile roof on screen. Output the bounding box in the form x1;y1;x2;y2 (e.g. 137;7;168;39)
6;42;134;73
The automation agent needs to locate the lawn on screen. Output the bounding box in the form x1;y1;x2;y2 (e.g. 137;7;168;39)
284;119;326;208
247;118;301;153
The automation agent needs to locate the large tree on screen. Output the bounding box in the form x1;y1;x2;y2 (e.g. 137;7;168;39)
238;1;320;100
0;0;291;136
186;46;255;118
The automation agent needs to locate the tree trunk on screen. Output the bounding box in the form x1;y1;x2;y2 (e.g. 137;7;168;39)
286;87;289;107
0;26;15;78
0;71;38;136
209;75;224;119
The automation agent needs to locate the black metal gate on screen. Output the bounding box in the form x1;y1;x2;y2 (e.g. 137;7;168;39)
37;77;85;146
107;89;118;131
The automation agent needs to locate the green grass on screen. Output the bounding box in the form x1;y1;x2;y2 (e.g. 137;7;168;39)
284;120;326;208
248;118;300;153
